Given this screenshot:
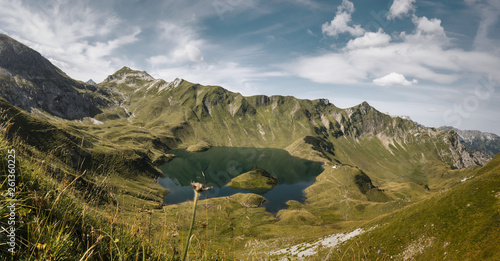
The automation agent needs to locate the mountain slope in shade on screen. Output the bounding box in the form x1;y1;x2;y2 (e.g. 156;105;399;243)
0;33;109;119
439;126;500;157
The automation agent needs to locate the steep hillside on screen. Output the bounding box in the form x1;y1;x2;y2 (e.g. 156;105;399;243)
331;153;500;260
0;109;172;260
0;97;163;177
0;33;109;119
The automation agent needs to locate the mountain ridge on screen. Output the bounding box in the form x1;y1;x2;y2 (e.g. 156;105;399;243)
94;66;491;168
439;125;500;157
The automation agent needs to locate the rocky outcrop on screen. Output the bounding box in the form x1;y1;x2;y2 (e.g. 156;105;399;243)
86;79;97;85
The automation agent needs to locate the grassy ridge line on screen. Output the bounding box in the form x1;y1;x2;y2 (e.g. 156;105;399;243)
97;69;393;149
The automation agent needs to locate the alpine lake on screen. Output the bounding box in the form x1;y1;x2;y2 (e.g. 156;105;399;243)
158;147;324;213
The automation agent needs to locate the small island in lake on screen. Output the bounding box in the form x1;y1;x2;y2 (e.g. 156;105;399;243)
227;166;278;190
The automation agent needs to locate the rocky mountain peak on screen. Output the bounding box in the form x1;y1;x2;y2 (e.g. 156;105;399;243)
168;78;183;89
86;79;97;85
103;66;155;83
356;101;373;114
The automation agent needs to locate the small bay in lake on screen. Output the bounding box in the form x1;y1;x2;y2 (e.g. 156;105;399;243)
158;147;323;213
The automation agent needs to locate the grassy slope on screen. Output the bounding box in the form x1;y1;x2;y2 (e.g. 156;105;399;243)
227;166;278;190
0;119;172;260
0;97;168;219
330;153;500;260
330;134;478;200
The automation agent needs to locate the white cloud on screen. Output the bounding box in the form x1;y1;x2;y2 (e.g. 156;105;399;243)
147;55;170;67
288;12;500;86
346;29;391;50
307;29;317;37
286;53;368;84
338;0;355;13
387;0;416;20
321;0;364;37
186;44;204;62
0;0;139;81
409;16;448;43
373;72;418;86
288;41;464;85
149;22;205;65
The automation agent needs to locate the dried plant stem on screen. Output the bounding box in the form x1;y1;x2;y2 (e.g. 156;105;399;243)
182;190;200;261
79;235;103;261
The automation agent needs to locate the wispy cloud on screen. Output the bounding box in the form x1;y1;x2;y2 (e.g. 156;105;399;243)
466;0;500;54
147;22;205;66
0;0;140;81
150;61;286;95
345;29;391;50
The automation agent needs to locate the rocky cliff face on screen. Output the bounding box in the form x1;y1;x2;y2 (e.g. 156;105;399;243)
438;130;492;168
439;126;500;157
0;34;109;120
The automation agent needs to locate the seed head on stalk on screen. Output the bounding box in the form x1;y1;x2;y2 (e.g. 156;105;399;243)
181;182;212;261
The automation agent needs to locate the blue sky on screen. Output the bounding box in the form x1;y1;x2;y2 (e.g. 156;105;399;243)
0;0;499;134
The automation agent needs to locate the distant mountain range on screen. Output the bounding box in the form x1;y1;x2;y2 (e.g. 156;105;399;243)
439;126;500;157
